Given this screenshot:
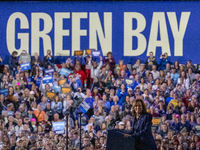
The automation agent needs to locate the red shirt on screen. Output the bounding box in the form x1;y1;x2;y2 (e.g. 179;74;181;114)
75;69;86;85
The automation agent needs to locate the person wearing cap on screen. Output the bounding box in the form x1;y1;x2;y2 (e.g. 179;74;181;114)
121;104;132;119
43;49;54;69
158;52;173;71
68;72;82;92
27;91;38;107
118;121;125;130
19;50;31;64
14;111;21;124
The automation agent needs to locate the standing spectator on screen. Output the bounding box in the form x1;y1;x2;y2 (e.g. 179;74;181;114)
171;67;180;86
9;51;18;77
31;52;43;67
158;52;172;71
103;52;116;73
187;68;196;85
74;64;87;88
145;51;157;71
19;50;31;64
43;49;54;69
151;65;159;79
34;104;45;123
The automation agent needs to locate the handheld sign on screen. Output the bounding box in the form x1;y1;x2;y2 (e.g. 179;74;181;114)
61;87;71;94
2;110;14;116
60;68;71;77
195;125;200;133
46;91;55;99
52;85;61;93
20;63;31;71
58;79;66;86
77;97;94;114
52;121;65;134
43;76;53;84
45;68;54;76
0;88;8;96
74;50;84;56
125;79;134;85
85;49;95;55
91;50;102;57
152;117;161;126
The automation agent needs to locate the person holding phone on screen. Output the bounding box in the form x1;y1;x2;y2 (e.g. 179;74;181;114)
43;49;54;69
158;52;173;71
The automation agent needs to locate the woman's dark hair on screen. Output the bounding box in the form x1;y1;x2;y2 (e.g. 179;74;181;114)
107;52;112;57
12;51;18;57
181;71;187;79
132;99;147;116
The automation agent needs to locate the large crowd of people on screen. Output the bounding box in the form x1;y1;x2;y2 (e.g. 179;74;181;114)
0;49;199;150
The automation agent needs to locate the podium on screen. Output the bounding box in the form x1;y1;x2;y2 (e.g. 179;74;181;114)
106;129;135;150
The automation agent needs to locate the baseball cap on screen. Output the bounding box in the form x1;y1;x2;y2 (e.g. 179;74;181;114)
30;91;35;95
31;118;36;122
175;114;180;118
128;88;132;91
119;122;124;126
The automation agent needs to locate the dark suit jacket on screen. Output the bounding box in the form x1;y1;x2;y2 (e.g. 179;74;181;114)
130;113;157;150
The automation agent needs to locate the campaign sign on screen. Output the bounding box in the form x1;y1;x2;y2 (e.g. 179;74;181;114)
20;63;31;71
60;68;71;77
85;49;95;55
78;97;94;114
74;50;84;56
45;68;54;76
152;117;161;126
2;110;14;116
52;121;65;131
43;76;53;84
46;91;55;99
91;50;102;57
195;125;200;133
125;79;134;86
61;87;71;94
0;88;8;95
58;79;66;86
52;85;61;93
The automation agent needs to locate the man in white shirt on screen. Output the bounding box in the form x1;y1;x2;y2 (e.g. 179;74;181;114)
151;65;159;79
15;118;24;136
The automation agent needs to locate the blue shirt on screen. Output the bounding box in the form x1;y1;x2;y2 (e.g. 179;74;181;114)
171;73;180;85
165;97;174;105
103;101;111;110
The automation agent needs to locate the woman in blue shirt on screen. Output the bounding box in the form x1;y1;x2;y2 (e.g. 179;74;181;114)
51;95;62;117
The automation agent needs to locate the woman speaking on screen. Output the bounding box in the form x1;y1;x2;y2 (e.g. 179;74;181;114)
124;99;157;150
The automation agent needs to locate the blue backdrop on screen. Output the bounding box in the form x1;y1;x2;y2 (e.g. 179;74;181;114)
0;2;199;64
